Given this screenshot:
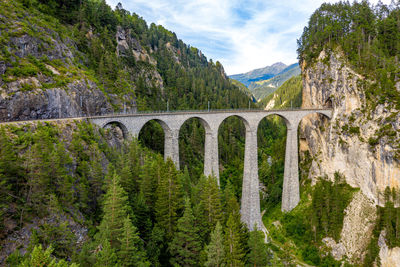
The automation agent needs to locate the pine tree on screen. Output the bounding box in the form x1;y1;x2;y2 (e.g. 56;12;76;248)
195;175;223;240
179;166;192;197
200;175;223;227
155;158;183;239
95;239;118;267
248;228;269;266
205;221;225;267
118;215;149;266
169;198;202;266
132;191;152;241
96;171;131;248
223;181;240;222
224;213;245;267
19;244;79;267
146;224;165;267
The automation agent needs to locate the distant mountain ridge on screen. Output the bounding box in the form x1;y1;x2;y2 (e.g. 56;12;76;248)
249;63;301;100
229;62;287;87
229;62;300;100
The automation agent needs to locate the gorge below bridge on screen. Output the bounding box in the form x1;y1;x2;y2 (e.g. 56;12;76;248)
90;108;332;230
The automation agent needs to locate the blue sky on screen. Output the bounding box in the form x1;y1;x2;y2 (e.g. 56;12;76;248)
105;0;391;75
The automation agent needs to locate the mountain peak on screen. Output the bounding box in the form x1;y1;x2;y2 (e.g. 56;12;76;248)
229;62;291;87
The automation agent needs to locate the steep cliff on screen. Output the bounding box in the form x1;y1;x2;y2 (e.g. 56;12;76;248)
300;49;400;204
300;48;400;264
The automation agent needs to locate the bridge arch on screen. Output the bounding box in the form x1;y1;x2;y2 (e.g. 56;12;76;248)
256;114;288;211
138;118;172;156
102;120;129;139
178;116;212;179
179;116;212;133
217;114;251;196
217;114;251;132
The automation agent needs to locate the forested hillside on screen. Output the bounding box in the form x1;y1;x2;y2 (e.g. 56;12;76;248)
248;63;300;100
297;0;400;109
3;0;400;266
0;0;283;265
0;0;253;121
260;75;302;110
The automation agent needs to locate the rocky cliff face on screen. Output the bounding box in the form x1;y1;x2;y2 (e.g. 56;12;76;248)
0;4;169;122
300;49;400;204
0;27;113;121
300;49;400;264
0;79;111;121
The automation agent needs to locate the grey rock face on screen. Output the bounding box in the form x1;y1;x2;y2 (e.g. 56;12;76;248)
0;80;112;121
301;49;400;204
11;32;74;61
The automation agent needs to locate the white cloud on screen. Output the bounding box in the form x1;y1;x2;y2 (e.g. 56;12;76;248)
106;0;393;75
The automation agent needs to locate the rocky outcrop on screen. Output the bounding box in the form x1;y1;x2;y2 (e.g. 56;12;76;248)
378;230;400;267
0;79;112;121
10;32;75;62
322;191;377;263
300;49;400;204
0;204;88;264
116;26;157;66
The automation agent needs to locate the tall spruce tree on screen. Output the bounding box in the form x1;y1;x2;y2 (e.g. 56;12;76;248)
96;171;131;247
95;171;148;265
205;221;225;267
155;158;183;239
200;176;223;227
118;215;149;266
18;245;79;267
169;198;202;266
195;175;223;240
248;228;269;266
224;213;245;267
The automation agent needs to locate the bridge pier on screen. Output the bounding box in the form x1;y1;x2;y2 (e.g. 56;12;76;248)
164;128;180;169
204;128;220;182
282;122;300;212
241;126;262;230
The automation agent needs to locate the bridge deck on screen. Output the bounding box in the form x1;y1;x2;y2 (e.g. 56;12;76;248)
0;108;332;124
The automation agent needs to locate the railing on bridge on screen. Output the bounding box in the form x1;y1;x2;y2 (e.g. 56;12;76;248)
0;107;332;124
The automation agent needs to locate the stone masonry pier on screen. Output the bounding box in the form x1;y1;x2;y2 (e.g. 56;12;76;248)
89;109;332;230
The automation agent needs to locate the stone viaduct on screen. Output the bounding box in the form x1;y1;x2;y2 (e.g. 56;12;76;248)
89;109;332;230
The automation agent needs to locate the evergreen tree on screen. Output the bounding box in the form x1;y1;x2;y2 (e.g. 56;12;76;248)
179;166;192;197
224;213;245;267
195;175;223;240
200;175;223;227
205;221;225;267
169;198;202;266
18;245;78;267
95;170;150;266
146;224;165;267
155;159;183;239
118;215;149;266
248;228;269;266
223;181;240;221
95;239;118;267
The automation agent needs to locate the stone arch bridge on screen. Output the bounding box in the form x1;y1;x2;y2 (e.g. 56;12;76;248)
90;108;332;230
